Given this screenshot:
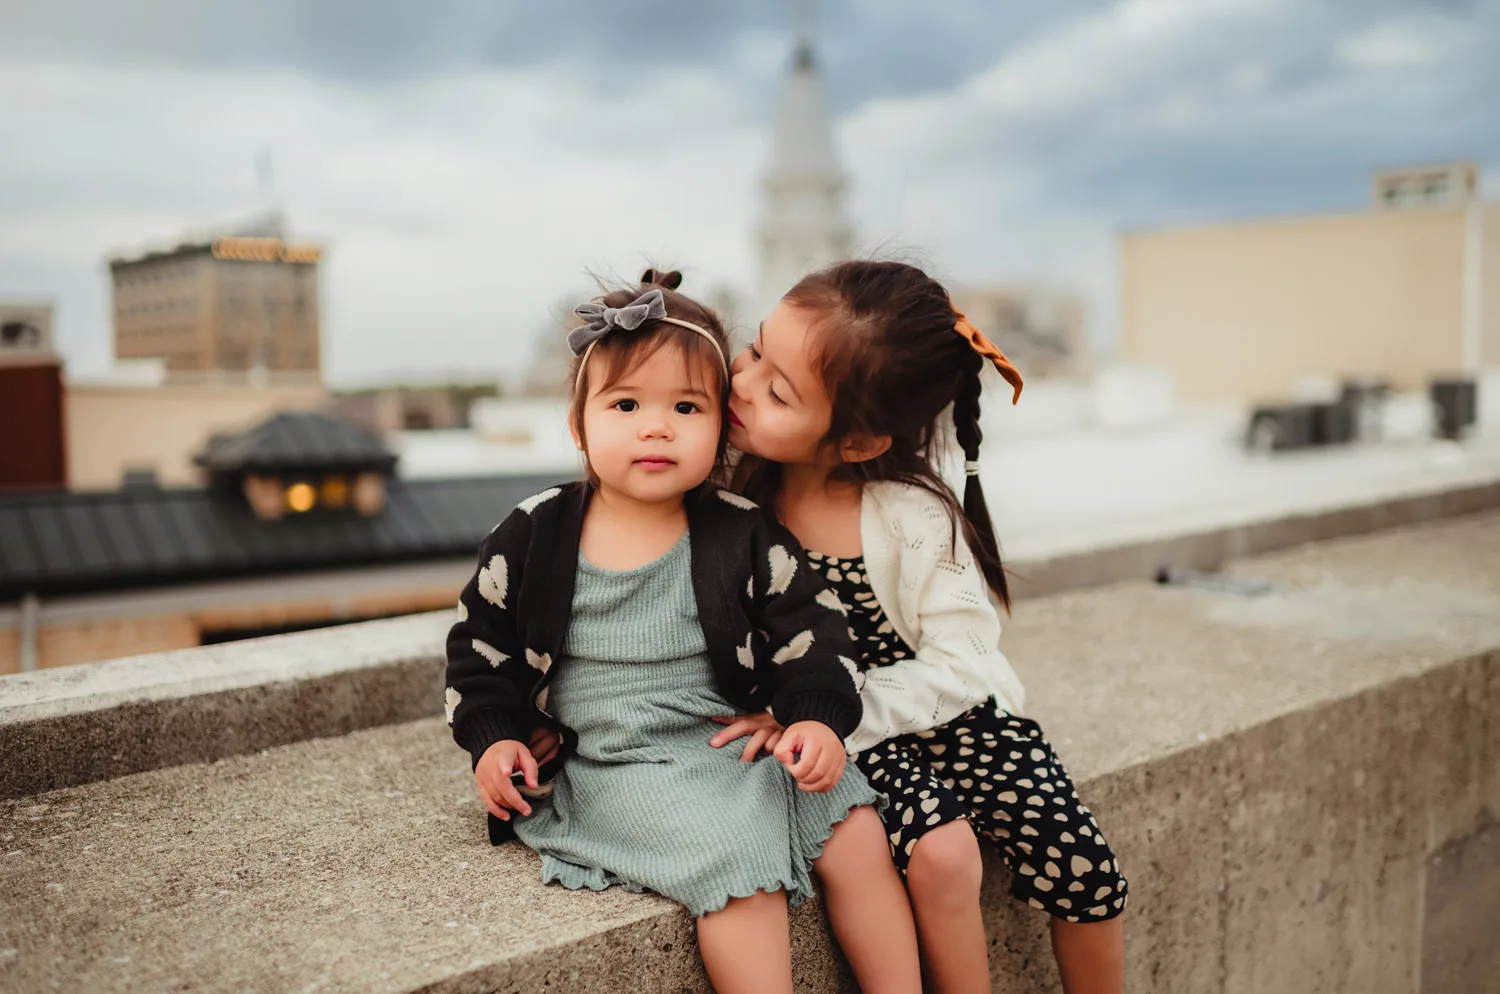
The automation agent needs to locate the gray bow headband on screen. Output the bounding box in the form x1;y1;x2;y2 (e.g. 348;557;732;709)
568;289;668;356
567;288;728;381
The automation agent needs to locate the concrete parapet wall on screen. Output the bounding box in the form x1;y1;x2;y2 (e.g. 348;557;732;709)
1010;477;1500;598
2;512;1498;992
4;478;1497;801
0;613;449;800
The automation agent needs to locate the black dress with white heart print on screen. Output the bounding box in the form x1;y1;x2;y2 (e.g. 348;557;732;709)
806;550;1128;923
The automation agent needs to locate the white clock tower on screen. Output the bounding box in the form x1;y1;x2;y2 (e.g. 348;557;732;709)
755;10;853;319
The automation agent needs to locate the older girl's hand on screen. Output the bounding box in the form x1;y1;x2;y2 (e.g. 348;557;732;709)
710;711;785;762
528;725;561;766
774;721;846;793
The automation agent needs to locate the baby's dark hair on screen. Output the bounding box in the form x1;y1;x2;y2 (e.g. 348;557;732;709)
568;268;732;482
739;260;1015;609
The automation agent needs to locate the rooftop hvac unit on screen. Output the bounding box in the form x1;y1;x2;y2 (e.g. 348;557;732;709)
0;303;55;359
1430;379;1477;441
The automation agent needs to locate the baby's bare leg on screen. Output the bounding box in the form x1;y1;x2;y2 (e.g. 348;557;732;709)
696;889;793;994
813;805;923;994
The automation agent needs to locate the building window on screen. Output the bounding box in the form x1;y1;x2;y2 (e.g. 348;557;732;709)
320;475;350;509
284;482;317;513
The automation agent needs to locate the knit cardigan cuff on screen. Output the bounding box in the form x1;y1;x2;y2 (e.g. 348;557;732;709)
773;688;861;741
457;708;528;769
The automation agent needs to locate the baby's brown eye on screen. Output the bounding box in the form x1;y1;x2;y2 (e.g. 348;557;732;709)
613;399;638;413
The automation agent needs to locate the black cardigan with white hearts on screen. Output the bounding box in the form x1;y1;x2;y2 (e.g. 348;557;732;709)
444;480;863;809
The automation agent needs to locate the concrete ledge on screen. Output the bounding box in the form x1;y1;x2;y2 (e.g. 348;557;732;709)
5;477;1497;802
0;614;449;799
2;512;1497;992
1009;476;1500;598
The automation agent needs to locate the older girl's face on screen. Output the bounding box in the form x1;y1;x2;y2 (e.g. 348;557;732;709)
727;299;835;466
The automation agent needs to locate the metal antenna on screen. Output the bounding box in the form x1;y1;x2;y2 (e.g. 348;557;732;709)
255;147;274;201
252;146;275;384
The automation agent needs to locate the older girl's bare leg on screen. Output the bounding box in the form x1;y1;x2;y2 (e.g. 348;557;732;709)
1051;916;1125;994
906;819;990;994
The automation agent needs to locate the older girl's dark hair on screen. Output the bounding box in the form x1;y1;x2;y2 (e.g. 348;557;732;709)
569;268;732;481
738;260;1013;609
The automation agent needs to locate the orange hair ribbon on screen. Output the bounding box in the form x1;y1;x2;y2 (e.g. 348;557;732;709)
953;311;1023;404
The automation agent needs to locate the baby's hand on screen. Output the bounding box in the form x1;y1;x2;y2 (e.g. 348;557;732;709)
709;711;785;762
474;739;539;822
773;721;846;793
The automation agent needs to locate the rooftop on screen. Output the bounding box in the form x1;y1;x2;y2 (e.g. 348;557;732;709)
0;473;560;600
393;391;1500;564
2;505;1496;992
195;411;397;475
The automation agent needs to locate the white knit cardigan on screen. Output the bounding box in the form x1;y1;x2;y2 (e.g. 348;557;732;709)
844;480;1027;755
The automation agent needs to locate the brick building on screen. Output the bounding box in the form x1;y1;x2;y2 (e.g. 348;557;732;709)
0;302;66;491
109;218;324;377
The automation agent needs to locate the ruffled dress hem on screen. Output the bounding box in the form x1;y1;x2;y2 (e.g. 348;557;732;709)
539;787;886;918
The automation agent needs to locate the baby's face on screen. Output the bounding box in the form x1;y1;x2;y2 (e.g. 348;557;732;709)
576;342;722;504
728;299;835;467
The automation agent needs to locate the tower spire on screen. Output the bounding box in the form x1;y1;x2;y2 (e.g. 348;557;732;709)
793;0;815;67
754;3;852;319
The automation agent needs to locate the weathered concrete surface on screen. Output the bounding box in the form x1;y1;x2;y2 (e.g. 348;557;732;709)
0;715;854;993
1009;476;1500;599
1422;819;1500;994
2;512;1498;993
0;613;450;799
4;477;1496;803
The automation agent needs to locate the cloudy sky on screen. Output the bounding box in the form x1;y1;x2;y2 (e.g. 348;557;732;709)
1;0;1496;386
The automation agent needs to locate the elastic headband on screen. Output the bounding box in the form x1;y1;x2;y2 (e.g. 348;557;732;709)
568;288;728;391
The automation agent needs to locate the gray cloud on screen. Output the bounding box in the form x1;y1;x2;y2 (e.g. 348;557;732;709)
0;0;1089;110
1;0;1497;381
932;0;1500;221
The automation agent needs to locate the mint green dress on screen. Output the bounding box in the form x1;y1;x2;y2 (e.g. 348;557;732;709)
511;532;882;917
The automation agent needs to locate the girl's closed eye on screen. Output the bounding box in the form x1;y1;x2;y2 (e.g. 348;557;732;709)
749;342;789;406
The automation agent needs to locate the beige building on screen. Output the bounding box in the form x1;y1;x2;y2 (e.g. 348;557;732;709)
1121;162;1500;403
110;223;324;377
65;375;327;489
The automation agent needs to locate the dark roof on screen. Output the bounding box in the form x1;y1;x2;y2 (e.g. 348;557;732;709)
108;242;214;269
194;411;397;474
0;474;565;600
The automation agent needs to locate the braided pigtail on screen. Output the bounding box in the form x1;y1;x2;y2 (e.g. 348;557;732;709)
952;354;1012;611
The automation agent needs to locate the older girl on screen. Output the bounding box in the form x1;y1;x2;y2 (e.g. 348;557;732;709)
715;260;1127;994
